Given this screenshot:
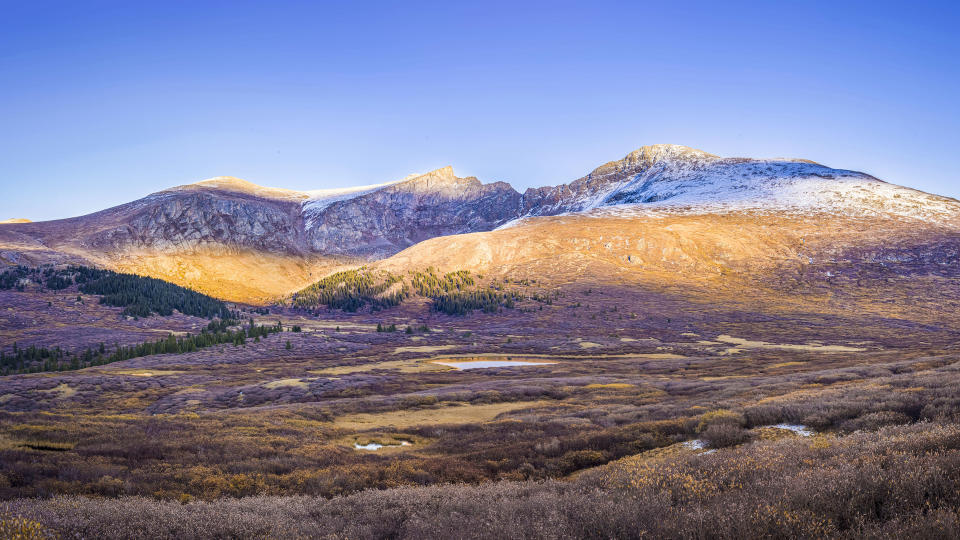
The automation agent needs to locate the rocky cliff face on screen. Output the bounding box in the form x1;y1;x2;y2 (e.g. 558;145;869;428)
0;180;311;262
521;145;721;215
0;167;525;264
88;189;309;254
304;167;522;256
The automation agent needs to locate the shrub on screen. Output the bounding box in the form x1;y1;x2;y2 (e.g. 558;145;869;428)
700;423;751;448
838;411;912;433
0;514;56;539
697;409;745;433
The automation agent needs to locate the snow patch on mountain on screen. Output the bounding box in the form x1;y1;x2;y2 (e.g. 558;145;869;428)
300;181;404;231
534;145;960;223
303;181;400;212
577;173;960;223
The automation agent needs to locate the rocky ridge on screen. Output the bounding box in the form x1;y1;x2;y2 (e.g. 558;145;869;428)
1;144;957;302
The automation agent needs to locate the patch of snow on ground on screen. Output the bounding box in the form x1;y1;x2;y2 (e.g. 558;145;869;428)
682;439;706;450
770;423;815;437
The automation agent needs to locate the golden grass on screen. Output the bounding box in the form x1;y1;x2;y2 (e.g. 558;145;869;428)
715;335;866;353
0;433;75;452
41;383;76;399
310;359;449;375
430;359;557;369
109;249;360;304
770;361;807;369
263;378;315;389
418;352;687;361
108;369;187;377
630;353;687;360
392;345;459;355
333;400;554;429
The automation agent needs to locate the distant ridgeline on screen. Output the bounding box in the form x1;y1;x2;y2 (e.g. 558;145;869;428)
292;267;523;316
0;265;232;319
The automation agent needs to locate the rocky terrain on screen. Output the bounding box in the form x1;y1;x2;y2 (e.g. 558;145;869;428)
303;166;521;256
3;144;956;304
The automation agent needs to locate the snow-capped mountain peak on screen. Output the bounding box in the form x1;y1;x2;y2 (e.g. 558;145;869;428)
517;145;959;224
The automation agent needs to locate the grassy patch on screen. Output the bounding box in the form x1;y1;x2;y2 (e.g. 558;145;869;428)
263;378;315;389
334;400;555;429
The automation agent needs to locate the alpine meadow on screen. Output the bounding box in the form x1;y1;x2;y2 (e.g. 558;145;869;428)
2;2;960;539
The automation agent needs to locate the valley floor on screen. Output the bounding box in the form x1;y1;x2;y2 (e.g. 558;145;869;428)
2;277;960;538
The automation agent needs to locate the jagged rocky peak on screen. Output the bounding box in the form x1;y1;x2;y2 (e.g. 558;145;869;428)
577;145;714;182
389;166;486;195
610;144;717;168
302;165;523;256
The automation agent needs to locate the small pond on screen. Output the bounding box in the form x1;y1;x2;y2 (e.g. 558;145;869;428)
354;440;412;451
431;359;557;370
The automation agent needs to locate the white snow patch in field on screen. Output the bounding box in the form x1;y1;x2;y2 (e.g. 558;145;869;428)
682;439;706;450
769;423;815;437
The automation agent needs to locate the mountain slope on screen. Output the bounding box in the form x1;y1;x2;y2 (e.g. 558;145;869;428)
0;169;522;301
376;145;960;320
303;166;522;256
519;144;957;221
1;144;957;304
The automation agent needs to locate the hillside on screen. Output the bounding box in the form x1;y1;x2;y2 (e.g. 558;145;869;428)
1;144;957;304
4;146;960;539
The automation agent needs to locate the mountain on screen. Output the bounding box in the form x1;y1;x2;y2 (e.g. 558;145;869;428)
302;166;521;256
1;144;957;303
0;218;31;224
519;144;956;221
0;167;522;302
378;146;960;330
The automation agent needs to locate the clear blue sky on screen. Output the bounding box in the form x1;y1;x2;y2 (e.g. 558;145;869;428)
2;0;958;221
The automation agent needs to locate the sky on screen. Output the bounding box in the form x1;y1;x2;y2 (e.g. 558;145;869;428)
1;0;959;221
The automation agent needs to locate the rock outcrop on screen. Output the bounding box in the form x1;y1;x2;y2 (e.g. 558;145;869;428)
304;167;522;256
